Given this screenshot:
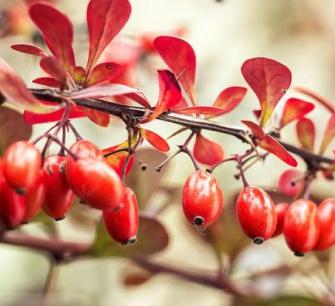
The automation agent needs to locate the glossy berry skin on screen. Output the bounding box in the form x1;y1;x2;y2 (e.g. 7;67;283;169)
103;187;139;245
314;198;335;251
236;186;276;244
182;171;224;227
66;157;124;211
2;141;42;193
272;203;289;237
43;155;74;220
283;199;320;256
23;170;46;222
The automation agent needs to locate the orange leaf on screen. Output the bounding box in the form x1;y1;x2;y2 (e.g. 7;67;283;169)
140;128;169;152
296;117;315;152
193;133;224;166
80;108;110;127
86;62;123;86
154;36;196;105
174;106;225;116
280;98;314;128
241;58;291;127
319;113;335;154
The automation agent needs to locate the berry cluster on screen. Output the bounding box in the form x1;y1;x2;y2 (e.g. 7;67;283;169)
0;140;139;246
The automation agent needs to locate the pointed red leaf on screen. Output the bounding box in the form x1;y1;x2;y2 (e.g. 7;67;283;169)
86;62;123;86
86;0;131;74
154;36;197;105
296;117;315;152
23;106;85;124
174;106;226;116
278;169;304;197
40;56;68;86
319;113;335;154
259;135;297;167
193;133;224;166
140;128;169;152
33;77;60;88
141;70;182;123
0;57;53;113
280;98;314;128
123;92;151;109
241;120;265;140
29;3;75;71
11;44;47;57
80;108;110;127
241;58;291;127
211;86;247;116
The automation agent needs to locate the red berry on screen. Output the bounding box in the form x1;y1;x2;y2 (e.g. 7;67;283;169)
283;199;319;256
2;141;42;193
66;157;124;211
314;198;335;251
23;169;46;222
182;170;224;227
272;202;289;237
43;155;74;220
103;187;139;245
236;186;277;244
278;169;304;197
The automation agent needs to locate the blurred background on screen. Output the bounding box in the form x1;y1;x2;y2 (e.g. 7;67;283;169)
1;0;335;305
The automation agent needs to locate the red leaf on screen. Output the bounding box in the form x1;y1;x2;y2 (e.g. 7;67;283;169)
154;36;197;105
86;62;123;86
40;56;68;86
140;128;170;152
319;113;335;154
11;44;46;57
278;169;304;197
211;86;247;116
259;135;297;167
0;57;52;113
296;117;315;152
141;70;182;123
23;106;85;124
193;133;224;166
123;92;151;109
241;120;265;140
29;3;75;71
241;58;291;127
280;98;314;128
174;106;226;116
73;66;86;84
80;107;110;127
86;0;131;74
33;77;60;88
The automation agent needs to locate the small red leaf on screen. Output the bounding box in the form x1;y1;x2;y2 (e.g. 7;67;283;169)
40;56;68;86
80;108;110;127
241;120;265;140
33;77;60;88
211;86;247;116
86;62;123;86
278;169;304;197
193;133;224;166
0;57;52;113
319;113;335;154
174;106;225;116
73;66;86;84
86;0;131;74
141;70;182;123
241;58;291;127
296;117;315;152
259;135;297;167
140;128;170;152
29;3;75;71
280;98;314;128
11;44;46;57
154;36;197;105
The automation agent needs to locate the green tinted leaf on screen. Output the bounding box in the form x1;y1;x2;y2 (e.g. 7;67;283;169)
89;215;169;257
0;107;32;154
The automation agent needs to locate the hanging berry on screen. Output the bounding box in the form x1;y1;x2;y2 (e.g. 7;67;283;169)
272;202;289;237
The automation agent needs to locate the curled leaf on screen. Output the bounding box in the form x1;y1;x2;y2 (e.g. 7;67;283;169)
86;0;131;74
86;62;123;86
278;169;304;197
241;57;291;127
319;113;335;154
193;133;224;166
140;128;169;152
280;98;314;128
154;36;196;105
11;44;46;57
141;70;181;123
29;2;75;71
296;117;315;152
